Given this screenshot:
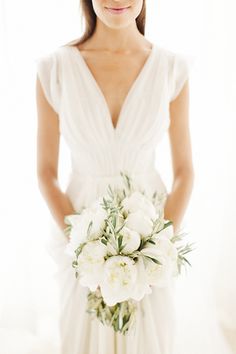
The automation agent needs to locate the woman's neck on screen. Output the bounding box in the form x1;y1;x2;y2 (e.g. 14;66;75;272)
82;18;149;52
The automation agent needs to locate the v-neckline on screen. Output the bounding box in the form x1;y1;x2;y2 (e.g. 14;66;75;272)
68;43;157;136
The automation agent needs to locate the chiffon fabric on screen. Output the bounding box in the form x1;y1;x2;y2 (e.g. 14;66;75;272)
36;42;191;354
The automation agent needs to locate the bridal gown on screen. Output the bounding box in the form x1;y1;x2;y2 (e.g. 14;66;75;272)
36;42;190;354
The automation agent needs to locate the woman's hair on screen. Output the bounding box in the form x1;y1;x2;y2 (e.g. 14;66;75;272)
66;0;146;47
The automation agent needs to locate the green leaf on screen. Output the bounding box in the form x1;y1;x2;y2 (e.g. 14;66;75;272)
118;235;123;250
87;220;93;237
163;220;173;229
147;239;156;245
138;238;145;250
145;255;162;265
107;184;114;197
106;219;116;236
152;191;157;199
112;214;116;229
116;223;126;234
182;256;192;267
102;197;108;208
72;260;78;267
119;243;127;252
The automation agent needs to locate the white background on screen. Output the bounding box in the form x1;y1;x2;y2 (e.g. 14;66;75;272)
0;0;235;353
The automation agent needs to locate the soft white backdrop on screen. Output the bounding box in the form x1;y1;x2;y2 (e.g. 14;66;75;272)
0;0;235;353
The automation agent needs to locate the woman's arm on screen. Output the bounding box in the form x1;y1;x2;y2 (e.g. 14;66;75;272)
164;80;194;233
36;76;75;233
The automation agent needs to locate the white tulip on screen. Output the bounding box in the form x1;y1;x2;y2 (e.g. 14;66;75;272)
119;227;141;254
64;201;107;255
125;210;153;237
131;257;152;301
121;191;157;220
64;214;87;256
155;236;178;262
77;240;107;291
141;235;178;287
144;254;172;287
100;255;137;306
152;223;174;241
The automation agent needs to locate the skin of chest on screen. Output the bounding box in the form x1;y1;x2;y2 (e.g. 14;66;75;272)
78;48;152;128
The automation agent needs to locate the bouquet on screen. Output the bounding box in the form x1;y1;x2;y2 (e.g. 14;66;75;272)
64;171;195;334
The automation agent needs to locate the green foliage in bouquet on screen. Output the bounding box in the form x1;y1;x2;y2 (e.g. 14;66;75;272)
97;171;195;275
65;170;196;334
87;287;137;335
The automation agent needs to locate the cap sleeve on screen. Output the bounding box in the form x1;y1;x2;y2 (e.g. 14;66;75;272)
169;52;195;102
36;51;61;113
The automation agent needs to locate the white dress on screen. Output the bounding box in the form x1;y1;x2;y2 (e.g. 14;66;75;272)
36;42;190;354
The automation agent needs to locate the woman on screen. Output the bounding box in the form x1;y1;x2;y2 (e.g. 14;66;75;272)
36;0;194;353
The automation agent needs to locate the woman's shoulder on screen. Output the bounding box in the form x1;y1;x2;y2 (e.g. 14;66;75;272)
156;45;195;102
156;44;195;77
36;41;75;63
155;44;186;63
